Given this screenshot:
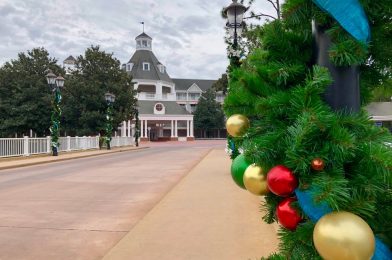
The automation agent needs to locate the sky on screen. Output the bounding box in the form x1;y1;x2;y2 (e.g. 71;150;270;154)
0;0;276;79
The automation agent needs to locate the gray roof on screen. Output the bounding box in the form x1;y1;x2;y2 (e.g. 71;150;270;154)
127;50;173;83
135;32;152;40
366;102;392;116
138;101;191;115
64;55;76;62
172;78;216;92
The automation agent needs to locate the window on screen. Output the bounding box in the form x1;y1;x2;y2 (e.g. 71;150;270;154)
137;40;141;48
143;62;150;71
142;40;148;47
176;93;187;100
155;103;163;111
189;93;201;100
126;63;133;71
158;64;165;73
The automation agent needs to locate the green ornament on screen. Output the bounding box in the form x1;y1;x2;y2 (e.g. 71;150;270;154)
231;154;251;189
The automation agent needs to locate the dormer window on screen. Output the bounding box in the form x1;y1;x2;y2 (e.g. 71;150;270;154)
143;62;150;71
158;64;165;73
126;63;134;71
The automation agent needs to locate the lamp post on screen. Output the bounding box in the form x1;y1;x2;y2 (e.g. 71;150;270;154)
46;70;65;156
104;92;116;150
224;0;247;48
224;0;247;68
133;107;140;147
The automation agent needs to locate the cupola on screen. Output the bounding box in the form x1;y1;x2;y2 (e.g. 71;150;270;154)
136;32;153;51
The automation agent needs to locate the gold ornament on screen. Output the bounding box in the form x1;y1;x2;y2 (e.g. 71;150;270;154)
243;164;269;196
313;211;375;260
226;114;250;137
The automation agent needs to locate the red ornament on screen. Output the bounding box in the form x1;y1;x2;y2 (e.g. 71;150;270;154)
277;197;302;230
311;158;325;171
267;165;298;197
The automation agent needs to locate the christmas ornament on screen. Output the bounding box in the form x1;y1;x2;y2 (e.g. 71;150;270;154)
243;164;269;196
276;197;302;230
313;211;375;260
311;158;325;171
230;154;250;189
267;165;298;197
226;114;250;137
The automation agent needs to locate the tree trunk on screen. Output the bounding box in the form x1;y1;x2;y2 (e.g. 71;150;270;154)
314;24;360;113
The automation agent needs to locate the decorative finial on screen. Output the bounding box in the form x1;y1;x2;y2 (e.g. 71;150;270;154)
140;21;145;33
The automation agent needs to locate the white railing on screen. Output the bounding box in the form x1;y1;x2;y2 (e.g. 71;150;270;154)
110;136;134;148
0;136;134;158
58;136;100;152
0;138;25;158
138;92;177;101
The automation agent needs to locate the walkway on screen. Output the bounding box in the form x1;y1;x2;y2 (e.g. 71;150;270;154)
103;149;279;260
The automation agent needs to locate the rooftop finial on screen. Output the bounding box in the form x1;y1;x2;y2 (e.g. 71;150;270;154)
140;21;145;33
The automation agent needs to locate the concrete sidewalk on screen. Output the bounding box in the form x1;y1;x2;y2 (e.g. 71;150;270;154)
0;146;147;170
103;149;279;260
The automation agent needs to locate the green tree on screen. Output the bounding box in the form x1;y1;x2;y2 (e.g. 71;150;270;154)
0;48;63;137
62;46;137;136
211;74;228;94
193;89;225;138
224;0;392;259
371;79;392;102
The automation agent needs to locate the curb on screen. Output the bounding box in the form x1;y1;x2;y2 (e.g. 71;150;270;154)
0;147;150;171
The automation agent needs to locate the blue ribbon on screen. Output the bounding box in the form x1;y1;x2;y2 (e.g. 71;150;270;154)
295;188;392;259
312;0;371;43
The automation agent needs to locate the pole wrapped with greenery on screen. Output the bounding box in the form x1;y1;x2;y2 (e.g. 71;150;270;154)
134;109;140;147
224;0;392;259
105;103;114;149
50;87;62;154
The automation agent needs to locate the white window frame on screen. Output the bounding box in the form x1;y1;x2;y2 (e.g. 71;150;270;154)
143;62;150;71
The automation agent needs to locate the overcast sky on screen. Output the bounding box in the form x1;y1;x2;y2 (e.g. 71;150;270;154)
0;0;276;79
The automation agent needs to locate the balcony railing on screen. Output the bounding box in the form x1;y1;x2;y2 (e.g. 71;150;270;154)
138;92;176;101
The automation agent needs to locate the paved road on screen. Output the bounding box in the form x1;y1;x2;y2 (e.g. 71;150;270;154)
0;140;225;260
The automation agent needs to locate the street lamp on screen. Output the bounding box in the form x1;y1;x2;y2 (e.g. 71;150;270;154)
224;0;247;48
46;70;65;156
104;92;116;150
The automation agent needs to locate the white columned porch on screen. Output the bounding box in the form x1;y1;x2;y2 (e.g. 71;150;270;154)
175;120;178;137
144;120;148;138
190;120;194;137
171;120;174;137
141;120;144;138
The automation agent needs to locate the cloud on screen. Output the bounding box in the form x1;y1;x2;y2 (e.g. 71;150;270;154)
0;0;279;79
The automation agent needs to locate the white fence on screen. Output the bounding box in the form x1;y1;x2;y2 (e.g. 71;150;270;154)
0;136;134;158
110;136;134;148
